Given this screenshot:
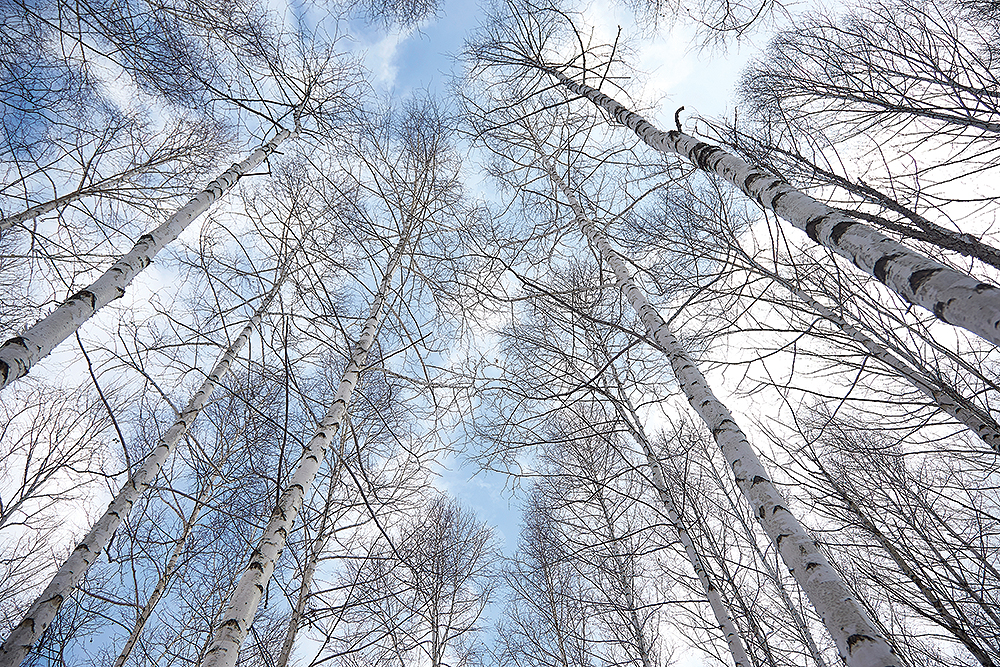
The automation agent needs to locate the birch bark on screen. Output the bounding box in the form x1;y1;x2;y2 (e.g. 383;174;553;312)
1;192;85;233
544;68;1000;347
608;395;751;667
692;436;830;667
0;161;155;233
198;233;408;667
0;128;293;391
0;288;280;667
112;473;219;667
274;455;343;667
538;154;902;667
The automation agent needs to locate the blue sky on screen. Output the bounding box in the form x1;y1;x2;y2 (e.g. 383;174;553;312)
334;7;766;665
334;0;759;547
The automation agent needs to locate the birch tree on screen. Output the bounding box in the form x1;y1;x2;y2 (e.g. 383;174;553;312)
479;256;830;667
0;273;286;667
324;495;498;667
542;141;898;666
0;125;299;392
624;175;1000;452
458;70;901;660
779;417;1000;667
466;0;1000;348
0;115;222;236
0;0;363;391
273;366;426;667
496;488;595;667
198;90;475;667
197;218;412;667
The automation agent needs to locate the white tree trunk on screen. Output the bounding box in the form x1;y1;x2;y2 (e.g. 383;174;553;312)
275;457;343;667
274;542;321;667
199;234;409;667
546;69;1000;347
0;161;154;233
0;129;293;391
0;193;81;232
0;289;279;667
539;156;902;667
693;437;830;667
609;396;751;667
112;472;219;667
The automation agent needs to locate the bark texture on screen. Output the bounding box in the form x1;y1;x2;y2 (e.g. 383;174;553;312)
199;235;407;667
0;193;80;232
547;69;1000;347
540;156;902;667
0;294;275;667
0;129;292;391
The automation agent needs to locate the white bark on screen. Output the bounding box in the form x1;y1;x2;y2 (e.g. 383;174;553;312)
112;473;218;667
199;234;408;667
0;291;278;667
0;194;77;232
0;161;154;233
539;156;902;667
609;397;751;667
546;69;1000;347
693;437;830;667
274;542;321;667
0;129;293;391
275;457;343;667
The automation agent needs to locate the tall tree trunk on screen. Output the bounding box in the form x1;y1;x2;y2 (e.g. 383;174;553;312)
199;232;409;667
0;161;155;233
544;68;1000;347
538;153;902;667
1;191;87;233
274;454;344;667
726;135;1000;272
606;394;751;667
0;128;294;391
691;436;830;667
0;285;281;667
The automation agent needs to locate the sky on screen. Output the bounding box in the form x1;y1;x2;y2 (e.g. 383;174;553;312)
331;3;767;664
332;0;760;535
9;1;1000;665
2;1;782;664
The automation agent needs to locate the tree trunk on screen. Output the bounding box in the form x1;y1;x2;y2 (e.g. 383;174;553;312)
0;286;280;667
0;128;293;391
199;232;409;667
692;437;830;667
544;68;1000;347
723;136;1000;272
1;192;85;233
113;473;219;667
0;160;155;233
539;153;902;667
609;395;752;667
274;455;344;667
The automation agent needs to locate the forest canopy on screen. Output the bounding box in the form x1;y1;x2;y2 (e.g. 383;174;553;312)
0;1;998;667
